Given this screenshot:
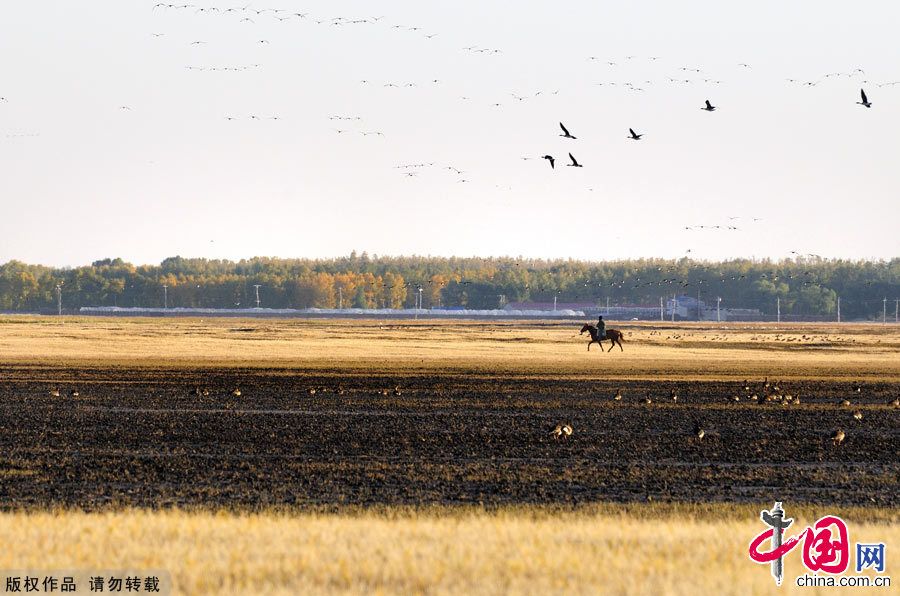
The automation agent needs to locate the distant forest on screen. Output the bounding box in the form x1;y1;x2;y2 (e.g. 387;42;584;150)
1;254;898;319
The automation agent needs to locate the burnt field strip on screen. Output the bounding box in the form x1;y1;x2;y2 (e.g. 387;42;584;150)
0;366;897;510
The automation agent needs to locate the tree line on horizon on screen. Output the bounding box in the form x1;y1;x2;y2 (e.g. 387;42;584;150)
0;253;897;319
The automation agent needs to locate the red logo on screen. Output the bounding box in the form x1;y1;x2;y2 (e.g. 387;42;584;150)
750;515;850;573
749;502;851;585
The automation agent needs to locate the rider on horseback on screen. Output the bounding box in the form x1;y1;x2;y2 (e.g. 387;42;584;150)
596;315;606;340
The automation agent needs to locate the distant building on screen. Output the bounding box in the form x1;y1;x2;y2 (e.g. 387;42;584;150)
602;303;662;319
667;295;705;320
504;301;598;314
665;295;764;321
505;301;660;319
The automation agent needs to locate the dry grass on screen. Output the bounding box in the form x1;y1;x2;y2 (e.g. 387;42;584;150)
0;316;898;380
0;505;895;595
1;317;896;594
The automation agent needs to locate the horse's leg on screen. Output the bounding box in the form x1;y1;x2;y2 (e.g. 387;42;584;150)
587;341;591;351
607;340;614;352
618;337;624;352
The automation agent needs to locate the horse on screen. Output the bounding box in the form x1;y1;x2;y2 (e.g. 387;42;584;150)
580;323;625;352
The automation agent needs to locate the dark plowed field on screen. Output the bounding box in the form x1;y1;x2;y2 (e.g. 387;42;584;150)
0;366;897;509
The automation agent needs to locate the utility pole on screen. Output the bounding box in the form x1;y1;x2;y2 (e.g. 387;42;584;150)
717;296;721;323
777;297;781;323
553;296;557;312
697;287;701;321
659;296;664;321
55;284;62;316
338;287;343;310
163;284;168;309
254;284;262;308
606;296;610;316
836;296;840;323
671;293;676;323
884;297;888;325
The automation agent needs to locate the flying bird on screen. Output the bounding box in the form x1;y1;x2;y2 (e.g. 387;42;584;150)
628;128;643;140
542;155;555;169
567;153;582;167
559;122;576;139
857;88;872;108
702;100;716;112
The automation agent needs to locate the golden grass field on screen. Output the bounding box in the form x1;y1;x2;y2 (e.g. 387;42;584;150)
1;505;896;595
1;316;897;595
0;316;898;380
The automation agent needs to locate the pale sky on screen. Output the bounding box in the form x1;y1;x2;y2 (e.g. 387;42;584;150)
1;1;898;267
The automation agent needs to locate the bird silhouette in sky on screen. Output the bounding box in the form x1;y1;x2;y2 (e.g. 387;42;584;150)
857;88;872;108
559;122;576;139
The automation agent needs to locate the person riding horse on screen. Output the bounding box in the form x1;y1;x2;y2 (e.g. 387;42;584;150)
596;315;606;340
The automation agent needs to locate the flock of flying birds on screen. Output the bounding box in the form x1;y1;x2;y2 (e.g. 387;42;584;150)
2;3;894;261
534;87;874;173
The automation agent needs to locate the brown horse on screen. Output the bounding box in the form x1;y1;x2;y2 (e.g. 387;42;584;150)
580;323;625;352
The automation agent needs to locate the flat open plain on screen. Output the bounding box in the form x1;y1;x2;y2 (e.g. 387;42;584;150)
1;317;897;509
0;317;897;594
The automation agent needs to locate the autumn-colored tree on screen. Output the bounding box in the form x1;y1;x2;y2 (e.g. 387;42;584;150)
309;272;336;308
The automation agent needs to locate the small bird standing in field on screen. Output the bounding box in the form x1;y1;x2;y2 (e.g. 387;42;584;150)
614;389;623;401
550;424;573;440
852;410;863;421
232;388;242;397
49;388;60;397
693;423;705;441
831;429;846;446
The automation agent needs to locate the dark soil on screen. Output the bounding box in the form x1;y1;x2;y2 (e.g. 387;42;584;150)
0;366;897;510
